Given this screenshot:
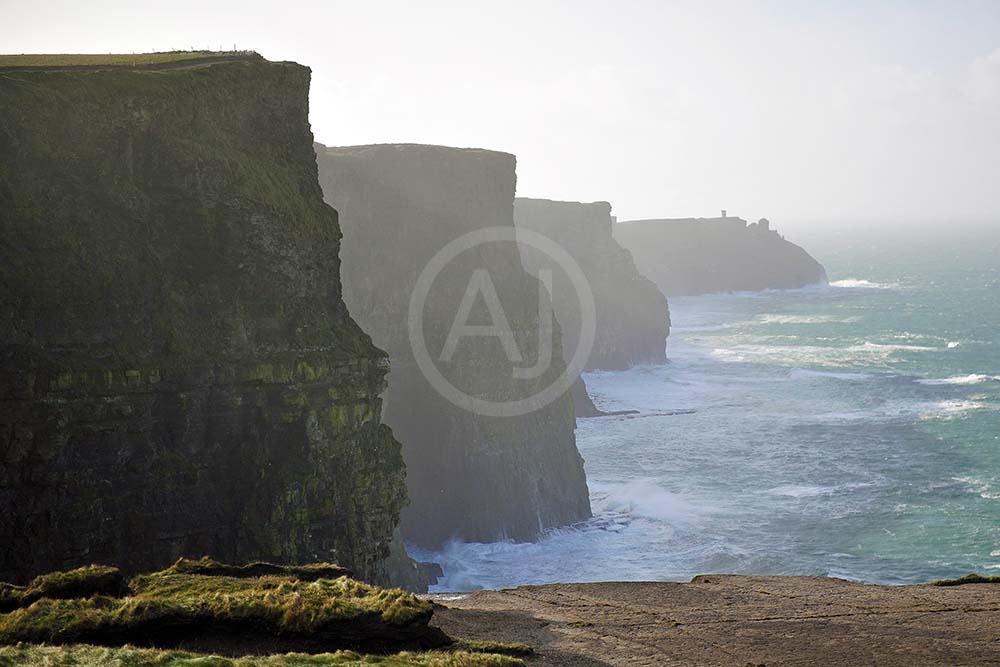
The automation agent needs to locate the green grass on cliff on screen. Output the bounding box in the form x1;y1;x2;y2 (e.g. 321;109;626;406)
161;556;353;582
929;573;1000;586
0;573;430;644
0;565;124;612
0;51;259;68
0;562;527;665
0;644;527;667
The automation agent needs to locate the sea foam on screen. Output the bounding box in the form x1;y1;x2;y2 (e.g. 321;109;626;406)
916;374;1000;386
830;278;898;289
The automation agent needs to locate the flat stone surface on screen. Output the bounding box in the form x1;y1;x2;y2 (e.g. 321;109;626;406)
431;576;1000;666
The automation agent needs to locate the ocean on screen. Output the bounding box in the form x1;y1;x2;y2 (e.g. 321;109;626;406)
411;226;1000;591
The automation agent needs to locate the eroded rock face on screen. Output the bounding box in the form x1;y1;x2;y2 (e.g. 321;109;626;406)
315;144;591;548
514;198;670;371
0;57;406;584
615;217;827;296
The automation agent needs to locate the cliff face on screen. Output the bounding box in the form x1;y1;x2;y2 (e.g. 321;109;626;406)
0;56;406;584
614;217;827;296
514;198;670;371
315;144;591;548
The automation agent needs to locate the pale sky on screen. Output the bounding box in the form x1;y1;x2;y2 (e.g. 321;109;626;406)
3;1;999;231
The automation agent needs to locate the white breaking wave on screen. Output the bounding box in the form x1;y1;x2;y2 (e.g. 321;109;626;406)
830;278;898;289
759;314;860;325
858;341;936;352
766;482;873;498
593;479;703;525
919;399;988;420
788;368;873;381
953;476;1000;500
766;485;836;498
916;374;1000;386
709;340;935;368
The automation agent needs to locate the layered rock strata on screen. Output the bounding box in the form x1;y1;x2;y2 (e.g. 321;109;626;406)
0;54;406;584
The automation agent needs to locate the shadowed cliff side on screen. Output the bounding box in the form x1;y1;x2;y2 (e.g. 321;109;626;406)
615;216;827;296
0;55;407;585
514;198;669;371
315;143;591;548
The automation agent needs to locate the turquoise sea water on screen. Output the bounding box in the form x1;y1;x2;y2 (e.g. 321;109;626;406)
413;227;1000;590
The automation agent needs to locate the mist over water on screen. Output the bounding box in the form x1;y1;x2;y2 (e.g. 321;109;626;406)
412;228;1000;591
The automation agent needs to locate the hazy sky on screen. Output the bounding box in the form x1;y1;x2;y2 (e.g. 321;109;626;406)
4;1;999;230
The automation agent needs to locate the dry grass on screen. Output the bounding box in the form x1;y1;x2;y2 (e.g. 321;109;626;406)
0;572;431;645
0;643;527;667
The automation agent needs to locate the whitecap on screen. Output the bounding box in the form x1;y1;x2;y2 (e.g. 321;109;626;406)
857;341;935;352
766;485;835;498
789;368;873;381
947;341;961;348
919;400;987;420
759;314;842;324
916;374;1000;386
830;278;899;289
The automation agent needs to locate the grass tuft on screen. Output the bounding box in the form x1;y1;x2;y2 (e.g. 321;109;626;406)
449;641;533;657
0;573;432;645
0;565;125;613
0;643;527;666
929;573;1000;586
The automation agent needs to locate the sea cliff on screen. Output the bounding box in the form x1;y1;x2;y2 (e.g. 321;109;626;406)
315;143;592;548
0;54;406;584
514;198;669;370
615;216;827;296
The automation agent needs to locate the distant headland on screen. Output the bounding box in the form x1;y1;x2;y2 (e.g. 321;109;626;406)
614;212;827;296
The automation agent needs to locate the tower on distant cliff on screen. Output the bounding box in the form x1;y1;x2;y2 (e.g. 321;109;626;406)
721;209;727;218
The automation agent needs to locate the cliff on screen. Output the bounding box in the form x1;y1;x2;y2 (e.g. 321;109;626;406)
614;216;827;296
514;198;669;371
315;143;591;548
0;54;406;584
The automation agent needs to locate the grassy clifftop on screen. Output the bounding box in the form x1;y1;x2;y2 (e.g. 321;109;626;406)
0;51;263;69
0;559;526;666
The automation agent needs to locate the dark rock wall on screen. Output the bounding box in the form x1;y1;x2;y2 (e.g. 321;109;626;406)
315;144;591;548
514;198;670;371
614;217;827;296
0;59;406;584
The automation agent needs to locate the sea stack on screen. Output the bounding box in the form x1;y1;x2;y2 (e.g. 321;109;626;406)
615;216;827;295
514;198;670;370
0;54;406;584
315;143;592;547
